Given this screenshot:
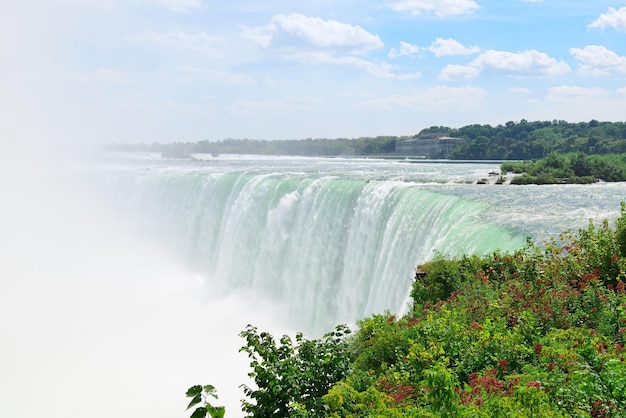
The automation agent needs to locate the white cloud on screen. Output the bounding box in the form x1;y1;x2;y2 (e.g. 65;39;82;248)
546;85;609;102
439;64;480;80
284;96;327;106
508;87;533;95
240;15;401;79
241;14;383;54
474;50;570;75
386;0;479;18
619;87;626;96
147;0;204;13
388;41;420;58
129;30;223;55
429;38;480;57
291;51;400;79
439;49;570;79
232;98;318;113
589;7;626;32
398;72;423;80
570;45;626;76
355;86;486;109
290;52;422;80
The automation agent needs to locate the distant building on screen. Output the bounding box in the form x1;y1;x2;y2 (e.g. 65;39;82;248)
395;132;464;158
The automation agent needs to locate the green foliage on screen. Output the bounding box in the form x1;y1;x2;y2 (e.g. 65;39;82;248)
106;136;404;157
107;119;626;160
616;202;626;257
185;385;225;418
238;324;352;417
411;253;468;304
192;203;626;417
321;203;626;416
450;119;626;160
421;361;459;416
503;152;626;184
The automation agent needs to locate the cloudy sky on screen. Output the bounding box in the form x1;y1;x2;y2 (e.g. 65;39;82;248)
2;0;626;145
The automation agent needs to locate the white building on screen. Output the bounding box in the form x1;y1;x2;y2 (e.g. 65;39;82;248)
395;133;464;158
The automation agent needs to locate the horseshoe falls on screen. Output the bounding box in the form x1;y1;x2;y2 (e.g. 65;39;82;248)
3;153;625;418
99;154;626;335
104;158;527;334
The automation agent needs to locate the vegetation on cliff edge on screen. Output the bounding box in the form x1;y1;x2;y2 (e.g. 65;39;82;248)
501;153;626;184
109;119;626;161
192;203;626;417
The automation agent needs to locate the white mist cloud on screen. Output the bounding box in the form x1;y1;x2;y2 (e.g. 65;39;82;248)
589;7;626;32
386;0;480;17
0;156;294;418
180;67;256;84
129;30;224;55
79;68;133;85
429;38;480;57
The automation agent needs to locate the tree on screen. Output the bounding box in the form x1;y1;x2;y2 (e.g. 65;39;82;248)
186;385;225;418
239;324;352;417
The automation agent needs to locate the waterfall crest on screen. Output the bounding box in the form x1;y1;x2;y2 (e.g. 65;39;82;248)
107;165;525;334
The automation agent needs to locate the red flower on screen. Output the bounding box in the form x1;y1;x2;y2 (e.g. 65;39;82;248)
470;321;483;330
533;343;543;355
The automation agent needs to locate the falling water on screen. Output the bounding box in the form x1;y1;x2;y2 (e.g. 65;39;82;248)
2;152;624;418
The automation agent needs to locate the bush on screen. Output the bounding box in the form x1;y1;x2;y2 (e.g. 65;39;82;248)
239;324;352;417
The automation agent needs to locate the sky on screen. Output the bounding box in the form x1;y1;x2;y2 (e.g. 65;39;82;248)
1;0;626;146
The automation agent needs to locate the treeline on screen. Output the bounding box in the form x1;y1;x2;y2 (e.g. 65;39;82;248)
444;119;626;160
502;153;626;184
105;136;401;157
197;204;626;417
106;120;626;160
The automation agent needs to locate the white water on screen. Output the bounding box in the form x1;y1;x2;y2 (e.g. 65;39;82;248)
2;153;625;418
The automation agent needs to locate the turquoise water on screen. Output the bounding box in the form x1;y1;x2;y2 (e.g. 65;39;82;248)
97;153;626;334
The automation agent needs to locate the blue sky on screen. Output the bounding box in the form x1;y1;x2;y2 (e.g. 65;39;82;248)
2;0;626;145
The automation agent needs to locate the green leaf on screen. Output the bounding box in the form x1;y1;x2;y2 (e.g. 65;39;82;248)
203;384;218;398
186;394;202;410
207;405;225;418
186;385;203;398
190;406;208;418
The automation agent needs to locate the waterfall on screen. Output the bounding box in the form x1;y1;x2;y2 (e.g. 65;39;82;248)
4;154;623;418
106;165;525;334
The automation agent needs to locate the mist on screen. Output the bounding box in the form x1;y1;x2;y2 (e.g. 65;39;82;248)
0;150;287;418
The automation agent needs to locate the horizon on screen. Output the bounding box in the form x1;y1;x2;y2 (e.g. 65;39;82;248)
106;118;624;145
